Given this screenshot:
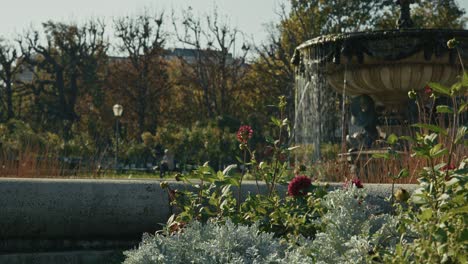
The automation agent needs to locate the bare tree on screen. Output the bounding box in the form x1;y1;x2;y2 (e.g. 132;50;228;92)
0;39;21;120
112;12;170;137
172;7;250;119
18;21;107;138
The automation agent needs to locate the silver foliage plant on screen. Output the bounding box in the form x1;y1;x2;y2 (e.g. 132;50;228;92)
124;187;399;264
123;220;313;264
309;186;399;264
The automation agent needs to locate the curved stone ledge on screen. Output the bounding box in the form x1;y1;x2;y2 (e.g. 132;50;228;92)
0;178;418;255
0;250;122;264
0;178;170;241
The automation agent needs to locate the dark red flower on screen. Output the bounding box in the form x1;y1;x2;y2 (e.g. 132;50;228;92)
288;175;312;197
169;221;186;234
263;146;274;157
277;152;287;162
441;164;456;171
424;85;432;95
237;125;253;143
352;178;364;188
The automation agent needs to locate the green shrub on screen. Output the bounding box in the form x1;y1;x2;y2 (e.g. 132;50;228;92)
154;122;238;170
0;119;45;152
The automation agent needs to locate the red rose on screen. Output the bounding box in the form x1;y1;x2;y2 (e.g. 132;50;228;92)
288;175;312;197
352;178;364;188
344;178;364;189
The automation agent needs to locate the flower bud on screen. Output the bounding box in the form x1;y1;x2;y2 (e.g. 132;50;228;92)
394;188;410;202
160;181;169;189
299;164;307;172
447;38;459;49
408;90;417;100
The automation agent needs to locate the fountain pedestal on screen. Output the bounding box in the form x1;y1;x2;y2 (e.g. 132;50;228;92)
293;29;468;161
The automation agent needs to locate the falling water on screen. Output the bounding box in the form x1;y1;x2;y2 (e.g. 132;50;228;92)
341;65;348;154
294;44;339;163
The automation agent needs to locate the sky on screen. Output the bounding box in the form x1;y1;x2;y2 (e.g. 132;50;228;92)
0;0;285;48
0;0;467;49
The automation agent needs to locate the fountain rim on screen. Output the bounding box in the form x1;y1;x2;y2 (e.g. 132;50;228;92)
296;28;468;50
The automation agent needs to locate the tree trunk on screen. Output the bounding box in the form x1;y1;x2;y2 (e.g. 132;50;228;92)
5;72;14;120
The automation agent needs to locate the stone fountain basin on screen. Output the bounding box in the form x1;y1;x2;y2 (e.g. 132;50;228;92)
294;29;468;105
0;178;418;263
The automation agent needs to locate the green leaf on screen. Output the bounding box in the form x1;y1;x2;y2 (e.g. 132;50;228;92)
412;146;430;157
396;168;409;179
429;144;448;158
271;116;281;127
454;168;468;175
411;192;427;204
460;228;468;243
436;105;454;114
459;102;467;114
265;136;274;144
225;176;239;187
203;207;216;216
434;228;448;243
412;123;448;136
428;82;451;96
216;171;225;180
257;206;267;215
222;164;237;176
455;126;467;144
287;146;300;151
450;81;463;95
462;71;468;86
450;205;468;215
440;213;451;223
419;208;433;220
221;185;231;197
387;134;398;145
424;133;439;145
445;177;459;187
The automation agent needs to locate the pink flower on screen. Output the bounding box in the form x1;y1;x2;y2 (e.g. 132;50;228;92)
288;175;312;197
237;125;253;144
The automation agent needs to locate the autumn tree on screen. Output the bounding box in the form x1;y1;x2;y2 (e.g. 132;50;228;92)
375;0;467;29
111;13;170;139
0;39;20;120
254;0;393;118
18;21;108;139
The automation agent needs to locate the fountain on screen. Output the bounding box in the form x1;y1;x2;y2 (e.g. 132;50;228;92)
292;1;468;163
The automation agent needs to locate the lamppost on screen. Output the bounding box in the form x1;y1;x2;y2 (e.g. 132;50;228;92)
113;104;123;172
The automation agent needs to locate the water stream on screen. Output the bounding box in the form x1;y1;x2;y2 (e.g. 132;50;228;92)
294;45;339;163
